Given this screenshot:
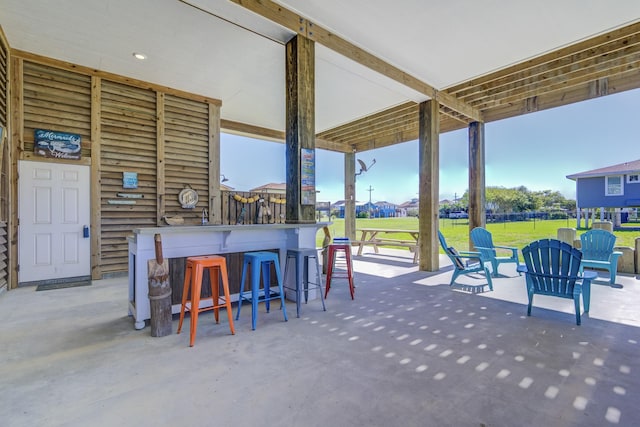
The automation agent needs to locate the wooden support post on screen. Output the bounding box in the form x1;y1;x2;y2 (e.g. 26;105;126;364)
9;56;22;289
468;121;486;246
209;102;222;224
90;76;102;280
285;35;315;224
418;100;439;271
344;151;356;241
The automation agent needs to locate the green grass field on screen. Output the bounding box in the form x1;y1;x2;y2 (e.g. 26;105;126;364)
316;217;639;256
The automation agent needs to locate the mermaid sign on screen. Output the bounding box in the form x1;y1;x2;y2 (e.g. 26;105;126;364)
34;129;82;160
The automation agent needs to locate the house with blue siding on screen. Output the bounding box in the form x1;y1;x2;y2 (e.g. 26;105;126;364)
566;159;640;227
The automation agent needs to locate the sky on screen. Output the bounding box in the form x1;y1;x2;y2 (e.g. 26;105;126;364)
220;88;640;205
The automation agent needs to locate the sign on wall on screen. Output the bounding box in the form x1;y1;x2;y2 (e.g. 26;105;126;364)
301;148;316;205
123;172;138;189
34;129;82;160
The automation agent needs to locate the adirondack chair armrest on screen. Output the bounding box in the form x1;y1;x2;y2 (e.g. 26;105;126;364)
516;265;527;274
457;250;481;258
494;245;518;255
610;251;623;262
581;270;598;281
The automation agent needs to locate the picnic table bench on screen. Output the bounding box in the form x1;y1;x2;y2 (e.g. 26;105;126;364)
355;228;419;263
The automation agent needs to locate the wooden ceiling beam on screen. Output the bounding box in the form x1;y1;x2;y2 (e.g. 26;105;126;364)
318;102;416;139
230;0;482;122
221;119;285;143
462;40;640;106
318;107;418;143
446;21;640;98
315;137;353;153
481;68;640;124
472;57;640;109
317;101;468;146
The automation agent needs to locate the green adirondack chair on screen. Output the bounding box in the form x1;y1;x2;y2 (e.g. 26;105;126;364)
438;231;493;290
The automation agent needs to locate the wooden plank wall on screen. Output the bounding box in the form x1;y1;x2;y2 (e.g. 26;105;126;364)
163;94;210;225
0;30;7;127
100;80;158;274
0;31;9;292
22;62;92;158
8;54;221;281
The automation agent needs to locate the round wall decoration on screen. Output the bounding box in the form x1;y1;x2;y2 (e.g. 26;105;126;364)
178;186;198;209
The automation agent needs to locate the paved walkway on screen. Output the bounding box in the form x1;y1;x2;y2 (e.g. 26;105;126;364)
1;248;639;426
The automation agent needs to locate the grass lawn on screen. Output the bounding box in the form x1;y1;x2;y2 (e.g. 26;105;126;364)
316;217;640;256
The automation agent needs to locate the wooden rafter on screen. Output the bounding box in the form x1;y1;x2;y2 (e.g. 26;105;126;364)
230;0;481;123
215;18;640;154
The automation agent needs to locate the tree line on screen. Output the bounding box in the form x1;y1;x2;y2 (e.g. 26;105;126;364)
441;186;576;216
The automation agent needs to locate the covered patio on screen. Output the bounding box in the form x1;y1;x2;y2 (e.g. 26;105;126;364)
1;3;640;426
2;2;640;289
2;248;639;426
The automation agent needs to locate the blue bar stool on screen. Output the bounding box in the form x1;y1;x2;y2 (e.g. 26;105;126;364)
236;251;288;330
283;248;326;317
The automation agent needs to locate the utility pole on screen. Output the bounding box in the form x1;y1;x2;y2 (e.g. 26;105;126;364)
367;185;374;218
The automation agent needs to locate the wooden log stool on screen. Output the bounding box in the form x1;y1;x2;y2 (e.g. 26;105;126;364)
283;248;326;317
325;238;355;299
177;255;235;347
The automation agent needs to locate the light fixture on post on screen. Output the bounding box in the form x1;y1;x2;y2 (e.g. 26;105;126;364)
220;174;229;183
355;158;376;176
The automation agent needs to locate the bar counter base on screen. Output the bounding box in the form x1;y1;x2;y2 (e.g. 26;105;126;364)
128;223;329;330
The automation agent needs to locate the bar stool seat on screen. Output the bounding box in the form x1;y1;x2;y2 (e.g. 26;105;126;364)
236;251;288;330
325;238;355;299
177;255;235;347
283;248;326;317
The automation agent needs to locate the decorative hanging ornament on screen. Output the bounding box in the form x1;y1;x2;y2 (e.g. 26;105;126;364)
232;193;259;204
178;185;198;209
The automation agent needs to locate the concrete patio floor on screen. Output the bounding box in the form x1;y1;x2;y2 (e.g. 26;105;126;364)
1;247;639;427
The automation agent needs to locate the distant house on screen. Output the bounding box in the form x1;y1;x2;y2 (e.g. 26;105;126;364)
333;200;367;218
399;198;419;216
250;182;286;194
358;201;398;218
566;159;640;225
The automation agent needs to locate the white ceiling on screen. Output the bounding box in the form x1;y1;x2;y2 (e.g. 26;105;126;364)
2;0;640;134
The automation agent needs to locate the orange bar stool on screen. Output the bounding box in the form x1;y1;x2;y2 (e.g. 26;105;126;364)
283;248;326;317
325;238;355;299
236;251;288;330
177;255;235;347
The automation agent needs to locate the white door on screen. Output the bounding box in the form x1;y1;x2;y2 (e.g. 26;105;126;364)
18;161;91;283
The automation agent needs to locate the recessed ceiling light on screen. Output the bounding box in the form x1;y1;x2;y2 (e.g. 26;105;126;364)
132;52;147;60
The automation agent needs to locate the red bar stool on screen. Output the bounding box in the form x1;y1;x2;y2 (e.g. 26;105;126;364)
177;255;235;347
325;238;355;299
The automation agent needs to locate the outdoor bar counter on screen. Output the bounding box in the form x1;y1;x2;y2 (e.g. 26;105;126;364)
128;222;329;329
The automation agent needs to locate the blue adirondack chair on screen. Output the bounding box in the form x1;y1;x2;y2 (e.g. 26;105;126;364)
518;239;596;325
470;227;520;277
438;231;493;290
579;229;622;284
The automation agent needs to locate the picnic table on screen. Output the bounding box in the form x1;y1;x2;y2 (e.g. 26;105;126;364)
355;228;420;263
